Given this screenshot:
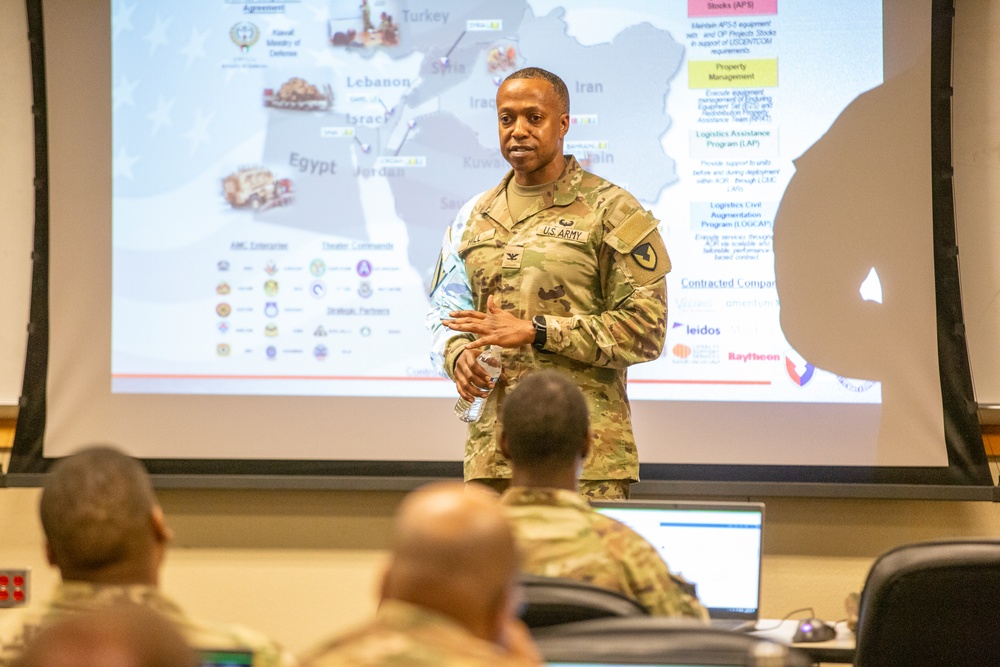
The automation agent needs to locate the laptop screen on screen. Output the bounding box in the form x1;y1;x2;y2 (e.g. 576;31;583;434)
592;501;764;621
198;649;255;667
548;663;741;667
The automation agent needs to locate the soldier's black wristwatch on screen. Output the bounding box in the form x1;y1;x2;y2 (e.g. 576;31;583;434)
531;315;547;350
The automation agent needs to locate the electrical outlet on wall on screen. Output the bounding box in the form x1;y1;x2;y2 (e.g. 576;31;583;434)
0;570;30;607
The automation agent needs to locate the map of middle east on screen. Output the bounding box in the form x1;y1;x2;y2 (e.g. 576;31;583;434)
257;0;683;284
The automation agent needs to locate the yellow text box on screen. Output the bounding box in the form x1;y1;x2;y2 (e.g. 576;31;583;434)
689;59;778;89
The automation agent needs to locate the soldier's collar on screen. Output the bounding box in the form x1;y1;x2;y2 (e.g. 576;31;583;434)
482;157;581;226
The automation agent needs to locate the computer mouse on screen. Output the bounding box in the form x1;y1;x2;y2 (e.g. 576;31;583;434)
792;617;837;643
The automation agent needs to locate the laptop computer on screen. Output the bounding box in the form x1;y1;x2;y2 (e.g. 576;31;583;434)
547;663;741;667
592;500;765;631
198;649;255;667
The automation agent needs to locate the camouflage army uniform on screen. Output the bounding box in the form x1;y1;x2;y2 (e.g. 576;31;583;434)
500;487;709;620
300;599;539;666
428;156;669;484
0;582;296;667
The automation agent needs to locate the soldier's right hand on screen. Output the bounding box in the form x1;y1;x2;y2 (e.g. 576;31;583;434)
454;347;494;402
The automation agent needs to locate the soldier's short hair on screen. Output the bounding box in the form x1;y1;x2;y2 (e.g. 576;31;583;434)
501;370;589;465
505;67;570;115
40;446;158;572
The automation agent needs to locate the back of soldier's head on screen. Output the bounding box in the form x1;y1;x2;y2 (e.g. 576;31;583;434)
389;481;519;589
14;603;197;667
501;370;590;468
384;482;520;638
40;446;158;575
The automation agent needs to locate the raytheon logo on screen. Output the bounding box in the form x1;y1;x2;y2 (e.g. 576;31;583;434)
672;322;721;336
729;352;780;362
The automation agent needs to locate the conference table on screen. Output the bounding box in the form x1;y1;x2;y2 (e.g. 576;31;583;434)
751;619;856;664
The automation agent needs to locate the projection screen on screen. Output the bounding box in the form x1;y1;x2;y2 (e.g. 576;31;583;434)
9;0;990;495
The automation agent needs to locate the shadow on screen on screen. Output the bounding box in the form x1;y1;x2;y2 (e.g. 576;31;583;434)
774;48;947;466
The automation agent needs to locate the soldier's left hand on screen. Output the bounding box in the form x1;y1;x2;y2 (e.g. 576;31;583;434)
443;295;534;350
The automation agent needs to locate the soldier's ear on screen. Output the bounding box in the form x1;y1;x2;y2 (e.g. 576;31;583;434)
499;430;511;459
151;505;173;545
580;431;592;460
377;564;391;603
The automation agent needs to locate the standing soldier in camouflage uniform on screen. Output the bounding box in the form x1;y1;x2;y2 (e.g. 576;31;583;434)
0;447;296;667
428;67;669;500
498;371;707;620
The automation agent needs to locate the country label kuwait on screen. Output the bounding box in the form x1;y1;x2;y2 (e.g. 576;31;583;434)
785;349;815;387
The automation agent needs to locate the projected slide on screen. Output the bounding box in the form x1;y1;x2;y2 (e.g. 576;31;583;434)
111;0;883;404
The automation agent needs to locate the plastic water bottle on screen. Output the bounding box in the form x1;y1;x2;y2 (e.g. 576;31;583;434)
454;345;502;422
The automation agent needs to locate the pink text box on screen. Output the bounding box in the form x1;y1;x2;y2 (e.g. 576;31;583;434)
689;0;778;18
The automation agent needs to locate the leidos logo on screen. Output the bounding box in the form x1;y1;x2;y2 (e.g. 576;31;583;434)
672;321;720;336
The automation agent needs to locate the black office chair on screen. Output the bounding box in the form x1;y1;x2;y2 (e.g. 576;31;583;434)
532;617;813;666
518;574;648;628
854;538;1000;667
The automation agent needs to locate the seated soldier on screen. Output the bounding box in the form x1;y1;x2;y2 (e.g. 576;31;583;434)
13;603;197;667
0;446;296;667
300;482;541;666
498;370;709;620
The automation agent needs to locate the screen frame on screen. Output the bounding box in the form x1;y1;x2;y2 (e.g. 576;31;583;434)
5;0;994;500
591;499;765;620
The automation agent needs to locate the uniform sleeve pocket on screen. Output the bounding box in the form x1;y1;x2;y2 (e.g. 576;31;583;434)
603;209;671;286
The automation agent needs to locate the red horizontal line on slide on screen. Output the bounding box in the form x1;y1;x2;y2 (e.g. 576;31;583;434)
113;374;769;385
628;379;771;385
112;374;449;381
